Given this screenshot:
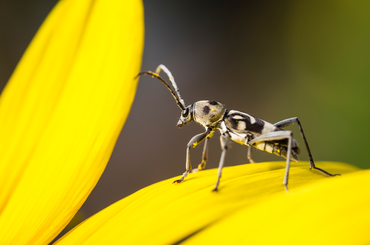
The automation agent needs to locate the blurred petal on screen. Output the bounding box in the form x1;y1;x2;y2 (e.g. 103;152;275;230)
0;0;143;244
55;162;359;244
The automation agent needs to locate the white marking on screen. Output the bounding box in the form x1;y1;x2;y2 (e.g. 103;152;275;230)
229;131;248;145
233;115;244;120
250;116;256;124
237;121;246;131
218;121;228;134
261;122;277;135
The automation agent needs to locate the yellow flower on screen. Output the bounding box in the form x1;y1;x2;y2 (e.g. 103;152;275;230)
54;161;365;244
0;0;143;244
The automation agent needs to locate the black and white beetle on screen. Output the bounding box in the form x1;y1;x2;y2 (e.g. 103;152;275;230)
138;64;339;191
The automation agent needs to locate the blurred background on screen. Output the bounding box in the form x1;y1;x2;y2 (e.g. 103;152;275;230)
1;0;370;232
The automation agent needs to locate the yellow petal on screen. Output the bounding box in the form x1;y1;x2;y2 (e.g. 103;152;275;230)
0;0;143;244
54;161;359;244
184;167;370;245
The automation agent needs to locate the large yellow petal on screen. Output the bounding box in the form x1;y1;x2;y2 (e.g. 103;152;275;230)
0;0;143;244
184;167;370;245
55;161;359;244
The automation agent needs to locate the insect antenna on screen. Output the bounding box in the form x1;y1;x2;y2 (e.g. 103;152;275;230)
155;64;186;109
137;70;186;110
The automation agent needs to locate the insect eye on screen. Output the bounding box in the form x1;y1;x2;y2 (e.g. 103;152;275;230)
182;108;189;117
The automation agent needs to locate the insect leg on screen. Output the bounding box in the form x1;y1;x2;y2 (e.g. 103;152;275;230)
191;137;210;173
199;137;210;170
247;146;255;163
173;128;213;184
274;117;298;129
274;117;339;177
213;133;230;192
248;131;294;190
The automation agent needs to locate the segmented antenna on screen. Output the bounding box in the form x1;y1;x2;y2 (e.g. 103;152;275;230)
155;64;186;109
137;69;186;111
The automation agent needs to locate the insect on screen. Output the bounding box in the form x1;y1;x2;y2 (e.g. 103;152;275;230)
138;64;339;191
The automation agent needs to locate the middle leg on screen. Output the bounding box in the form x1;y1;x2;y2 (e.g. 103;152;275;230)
213;133;231;192
247;146;255;163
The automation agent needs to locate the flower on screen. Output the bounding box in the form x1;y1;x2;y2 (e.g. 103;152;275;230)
54;161;366;244
0;0;143;244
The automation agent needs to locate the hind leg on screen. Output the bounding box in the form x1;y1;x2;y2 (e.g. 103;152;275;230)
249;131;294;189
274;117;339;176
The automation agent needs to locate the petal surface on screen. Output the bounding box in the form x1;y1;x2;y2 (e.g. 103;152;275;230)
0;0;143;244
55;161;359;244
184;167;370;245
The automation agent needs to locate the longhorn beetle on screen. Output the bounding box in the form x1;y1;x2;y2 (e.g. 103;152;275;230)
138;64;339;191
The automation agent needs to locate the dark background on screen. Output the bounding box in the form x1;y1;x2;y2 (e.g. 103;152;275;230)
1;0;370;230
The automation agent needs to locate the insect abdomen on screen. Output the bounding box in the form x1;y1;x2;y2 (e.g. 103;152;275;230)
253;141;299;162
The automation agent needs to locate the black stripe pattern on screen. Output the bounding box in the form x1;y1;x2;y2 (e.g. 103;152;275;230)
225;112;265;134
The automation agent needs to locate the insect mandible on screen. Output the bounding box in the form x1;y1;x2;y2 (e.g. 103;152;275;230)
138;64;339;191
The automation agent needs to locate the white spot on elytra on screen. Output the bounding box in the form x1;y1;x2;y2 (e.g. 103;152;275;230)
250;116;256;124
237;121;246;131
233;115;244;120
261;122;276;134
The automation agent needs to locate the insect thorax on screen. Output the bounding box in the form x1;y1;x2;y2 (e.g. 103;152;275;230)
193;100;227;127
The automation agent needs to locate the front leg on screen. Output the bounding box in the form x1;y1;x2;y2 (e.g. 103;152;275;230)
173;128;213;184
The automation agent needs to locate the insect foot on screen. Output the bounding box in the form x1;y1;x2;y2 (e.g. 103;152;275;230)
311;165;341;177
173;170;189;184
190;168;200;173
212;179;221;192
173;179;183;184
190;161;207;173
